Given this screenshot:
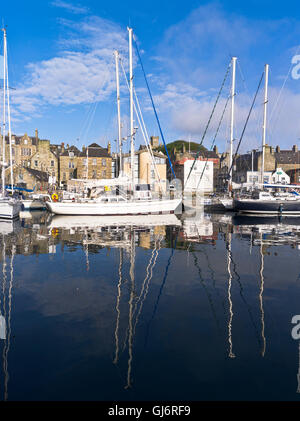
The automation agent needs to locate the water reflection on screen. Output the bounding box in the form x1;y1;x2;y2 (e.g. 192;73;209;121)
0;210;299;400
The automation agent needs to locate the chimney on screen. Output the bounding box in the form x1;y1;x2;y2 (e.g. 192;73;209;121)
183;142;186;153
213;145;218;155
107;141;111;155
276;146;280;153
150;136;159;148
35;129;38;139
61;142;65;153
293;144;298;152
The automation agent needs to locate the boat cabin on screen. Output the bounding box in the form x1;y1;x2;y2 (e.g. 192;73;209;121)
134;184;152;200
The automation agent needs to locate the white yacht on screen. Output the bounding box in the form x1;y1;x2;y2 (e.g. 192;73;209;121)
0;29;22;219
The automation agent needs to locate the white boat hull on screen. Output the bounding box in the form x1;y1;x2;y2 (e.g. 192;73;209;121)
0;199;22;219
46;198;182;216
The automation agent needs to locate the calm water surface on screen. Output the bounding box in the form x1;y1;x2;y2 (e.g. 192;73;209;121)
0;210;300;401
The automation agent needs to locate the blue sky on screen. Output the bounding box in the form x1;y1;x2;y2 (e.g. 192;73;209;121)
2;0;300;154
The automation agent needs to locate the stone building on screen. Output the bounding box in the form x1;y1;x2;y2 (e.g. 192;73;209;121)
234;144;300;183
59;145;80;184
29;139;59;183
77;142;112;179
13;167;49;191
122;145;167;186
0;130;39;168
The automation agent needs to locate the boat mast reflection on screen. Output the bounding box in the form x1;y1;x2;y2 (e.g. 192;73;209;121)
0;233;15;401
259;232;266;357
226;233;235;359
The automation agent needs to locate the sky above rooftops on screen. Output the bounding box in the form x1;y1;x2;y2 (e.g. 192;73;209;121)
1;0;300;154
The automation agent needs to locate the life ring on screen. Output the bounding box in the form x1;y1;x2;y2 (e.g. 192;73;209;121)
51;228;59;237
52;193;59;202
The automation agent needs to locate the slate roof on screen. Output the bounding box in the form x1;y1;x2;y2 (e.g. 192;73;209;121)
60;146;81;157
25;167;48;182
4;135;37;145
79;144;111;158
274;151;300;164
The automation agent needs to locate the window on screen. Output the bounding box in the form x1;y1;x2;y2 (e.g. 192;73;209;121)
93;159;97;166
102;170;106;177
34;160;38;167
51;160;54;167
92;170;97;178
102;159;106;166
12;148;15;156
63;172;66;180
24;139;28;145
83;159;87;166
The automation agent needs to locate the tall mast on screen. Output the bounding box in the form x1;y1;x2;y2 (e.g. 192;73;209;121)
228;57;237;193
2;28;7;195
5;30;14;193
114;50;122;176
261;64;269;185
128;27;135;192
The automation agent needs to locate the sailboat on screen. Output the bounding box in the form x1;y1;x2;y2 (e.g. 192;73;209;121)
46;27;182;217
0;28;21;219
234;64;300;215
219;57;237;211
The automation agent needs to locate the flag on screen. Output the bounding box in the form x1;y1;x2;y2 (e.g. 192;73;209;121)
0;55;4;79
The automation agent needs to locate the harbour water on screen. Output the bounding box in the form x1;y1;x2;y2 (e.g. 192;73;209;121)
0;210;300;401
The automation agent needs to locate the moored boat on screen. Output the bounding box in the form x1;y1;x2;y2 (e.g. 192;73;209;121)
234;190;300;215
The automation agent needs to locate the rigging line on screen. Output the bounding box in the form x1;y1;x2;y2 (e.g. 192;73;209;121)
225;236;262;348
196;93;231;190
144;228;178;348
269;45;300;126
120;240;157;349
132;33;176;178
120;59;163;192
184;62;231;189
192;249;222;335
227;71;264;179
198;245;227;318
133;236;163;337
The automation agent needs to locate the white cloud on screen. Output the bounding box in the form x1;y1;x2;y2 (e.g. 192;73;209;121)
51;0;89;15
145;4;300;150
10;16;128;122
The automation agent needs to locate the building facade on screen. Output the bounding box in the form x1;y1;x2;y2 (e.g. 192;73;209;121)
122;145;167;187
77;143;112;180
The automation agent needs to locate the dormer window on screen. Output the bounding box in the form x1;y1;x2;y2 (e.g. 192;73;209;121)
24;139;28;145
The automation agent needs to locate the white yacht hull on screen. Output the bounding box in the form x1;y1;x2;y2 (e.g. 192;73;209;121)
0;199;22;219
46;198;182;216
